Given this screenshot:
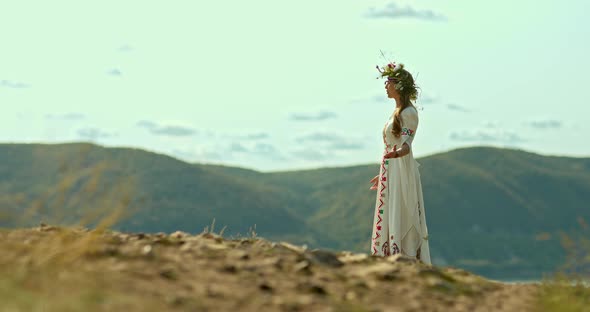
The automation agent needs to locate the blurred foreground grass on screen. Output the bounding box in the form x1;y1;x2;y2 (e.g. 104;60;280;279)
0;228;164;311
0;145;168;311
534;217;590;312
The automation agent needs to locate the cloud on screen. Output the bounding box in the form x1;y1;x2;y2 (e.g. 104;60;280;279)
252;143;286;160
1;80;30;88
296;132;341;143
329;142;364;151
449;129;526;143
118;44;133;52
418;94;438;105
77;127;116;140
447;104;471;113
46;113;86;120
136;120;197;137
289;111;338;121
241;132;270;140
137;120;157;129
483;121;501;129
230;142;249;153
365;2;448;21
176;141;286;163
252;143;278;154
528;119;562;129
348;93;390;105
371;94;390;103
151;126;196;136
226;141;285;160
107;69;122;76
295;132;365;150
291;148;331;161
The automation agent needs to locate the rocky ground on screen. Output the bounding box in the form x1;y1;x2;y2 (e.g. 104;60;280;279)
0;225;545;311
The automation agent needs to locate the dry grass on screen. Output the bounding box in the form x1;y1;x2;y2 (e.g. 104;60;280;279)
533;218;590;312
0;145;262;311
0;145;163;311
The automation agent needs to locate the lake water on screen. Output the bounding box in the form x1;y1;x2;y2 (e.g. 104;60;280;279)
496;278;590;287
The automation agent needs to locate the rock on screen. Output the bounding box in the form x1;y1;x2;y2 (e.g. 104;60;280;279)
100;245;119;257
205;243;229;251
160;268;177;280
387;253;418;263
227;250;249;260
259;257;282;268
295;295;313;305
180;243;194;252
298;281;328;296
206;285;225;298
338;252;369;264
37;223;56;232
344;290;357;301
170;231;189;240
349;262;398;278
201;232;223;242
141;245;153;256
118;234;130;242
293;260;312;274
220;264;238;274
277;242;307;254
304;250;344;268
259;282;273;293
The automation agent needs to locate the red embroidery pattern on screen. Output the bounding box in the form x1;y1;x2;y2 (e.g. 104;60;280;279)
381;241;391;256
392;243;400;255
372;151;389;256
401;127;415;136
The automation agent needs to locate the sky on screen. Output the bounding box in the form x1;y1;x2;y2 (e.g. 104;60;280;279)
1;0;589;172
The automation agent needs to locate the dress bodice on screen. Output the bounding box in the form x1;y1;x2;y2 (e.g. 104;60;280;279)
382;116;400;151
382;106;418;151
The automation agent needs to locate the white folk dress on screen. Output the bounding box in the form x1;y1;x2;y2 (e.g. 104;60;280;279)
370;106;431;265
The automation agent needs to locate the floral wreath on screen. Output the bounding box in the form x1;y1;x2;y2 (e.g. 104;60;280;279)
376;60;422;110
375;62;406;91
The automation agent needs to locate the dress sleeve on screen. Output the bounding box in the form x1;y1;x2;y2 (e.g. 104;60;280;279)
400;107;419;148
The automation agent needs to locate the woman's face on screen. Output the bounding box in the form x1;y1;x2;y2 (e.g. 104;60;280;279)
385;80;399;98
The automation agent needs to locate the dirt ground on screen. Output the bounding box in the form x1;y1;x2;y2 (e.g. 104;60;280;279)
0;226;543;312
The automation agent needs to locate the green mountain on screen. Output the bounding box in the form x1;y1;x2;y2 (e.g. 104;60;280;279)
1;143;589;280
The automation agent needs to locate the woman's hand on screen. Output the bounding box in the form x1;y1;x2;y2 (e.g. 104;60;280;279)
384;143;410;159
369;175;379;190
384;144;399;159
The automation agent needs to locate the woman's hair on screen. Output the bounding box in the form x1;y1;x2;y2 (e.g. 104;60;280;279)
390;65;420;138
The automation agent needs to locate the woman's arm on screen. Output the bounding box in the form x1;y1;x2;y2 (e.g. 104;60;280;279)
395;142;411;157
384;142;410;158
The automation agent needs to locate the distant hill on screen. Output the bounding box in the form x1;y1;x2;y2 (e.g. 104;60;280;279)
0;143;318;240
1;143;589;280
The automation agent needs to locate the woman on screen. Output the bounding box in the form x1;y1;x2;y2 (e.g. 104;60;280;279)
369;62;431;265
